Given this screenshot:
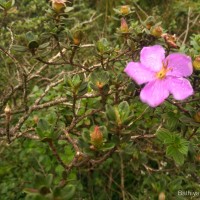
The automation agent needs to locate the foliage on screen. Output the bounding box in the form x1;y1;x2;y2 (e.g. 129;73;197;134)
0;0;200;199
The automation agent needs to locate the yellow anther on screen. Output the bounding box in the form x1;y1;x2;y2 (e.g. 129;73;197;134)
156;60;172;79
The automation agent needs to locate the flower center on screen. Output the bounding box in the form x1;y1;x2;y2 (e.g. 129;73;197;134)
156;61;172;79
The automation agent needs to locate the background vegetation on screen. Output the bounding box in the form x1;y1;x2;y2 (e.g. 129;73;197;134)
0;0;200;199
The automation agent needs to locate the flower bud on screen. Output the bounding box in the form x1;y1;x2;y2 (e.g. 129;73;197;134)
120;5;131;15
150;26;163;37
51;0;66;13
158;192;166;200
194;111;200;123
4;104;11;115
193;56;200;70
120;18;129;33
4;104;11;121
90;126;103;148
162;33;177;48
96;81;104;89
33;115;39;124
73;30;83;46
144;16;155;30
195;154;200;162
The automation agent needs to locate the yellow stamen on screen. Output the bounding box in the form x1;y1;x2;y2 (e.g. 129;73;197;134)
156;61;172;79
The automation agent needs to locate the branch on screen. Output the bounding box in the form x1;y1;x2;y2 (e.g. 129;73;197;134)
182;7;191;45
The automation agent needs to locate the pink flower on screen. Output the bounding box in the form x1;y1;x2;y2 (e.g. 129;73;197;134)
124;45;194;107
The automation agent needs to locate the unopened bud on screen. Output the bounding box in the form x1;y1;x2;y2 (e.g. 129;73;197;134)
33;115;39;124
90;126;103;148
150;26;163;37
120;5;131;15
51;0;66;13
96;81;104;89
4;104;11;121
73;30;83;46
193;56;200;70
158;192;166;200
4;104;11;115
120;18;129;33
144;16;155;30
194;111;200;123
162;33;178;48
196;154;200;162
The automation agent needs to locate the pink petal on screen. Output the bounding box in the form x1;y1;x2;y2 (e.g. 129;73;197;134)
124;62;155;85
165;53;193;77
166;77;193;100
140;45;165;72
140;79;169;107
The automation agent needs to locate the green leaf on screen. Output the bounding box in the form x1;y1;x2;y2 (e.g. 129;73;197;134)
78;82;88;96
179;116;193;124
82;130;90;142
156;128;172;143
38;42;50;50
12;45;27;52
35;119;52;140
4;0;13;10
90;71;110;88
23;188;39;194
96;38;110;54
179;139;189;155
118;101;130;122
26;31;36;42
166;111;179;130
64;6;74;12
173;151;185;166
54;184;76;199
166;145;185;165
106;104;117;122
100;142;115;151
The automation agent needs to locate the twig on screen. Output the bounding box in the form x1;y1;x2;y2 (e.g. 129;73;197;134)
119;152;125;200
48;140;68;170
7;26;14;54
5;116;11;144
90;146;117;165
178;14;200;40
166;99;189;114
182;7;191;45
128;106;149;126
131;134;156;140
133;2;148;19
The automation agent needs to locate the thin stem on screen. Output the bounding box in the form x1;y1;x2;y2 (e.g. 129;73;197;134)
5;115;11;144
182;7;191;45
48;140;68;170
119;152;125;200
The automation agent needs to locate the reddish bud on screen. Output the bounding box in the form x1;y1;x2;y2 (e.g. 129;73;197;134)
162;33;178;48
96;81;104;89
120;18;129;33
90;126;103;148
